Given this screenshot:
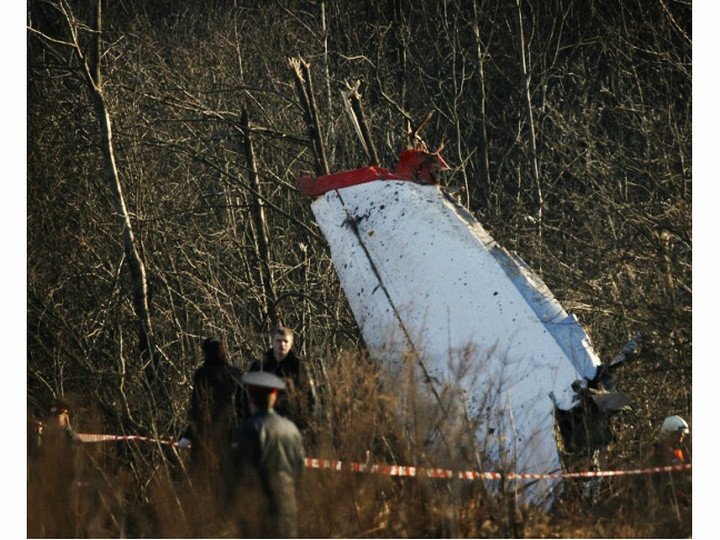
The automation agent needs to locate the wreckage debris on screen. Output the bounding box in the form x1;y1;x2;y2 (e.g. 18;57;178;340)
298;150;633;505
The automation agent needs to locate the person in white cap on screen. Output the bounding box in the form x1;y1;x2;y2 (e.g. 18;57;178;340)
647;414;692;517
651;415;690;466
224;371;305;538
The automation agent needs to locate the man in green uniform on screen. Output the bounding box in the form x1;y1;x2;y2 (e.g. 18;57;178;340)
225;371;305;538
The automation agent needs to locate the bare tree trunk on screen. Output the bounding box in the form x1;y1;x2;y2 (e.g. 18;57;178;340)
290;57;330;176
342;83;380;166
83;0;158;383
472;0;493;203
241;108;278;329
393;0;412;145
515;0;543;238
321;2;335;165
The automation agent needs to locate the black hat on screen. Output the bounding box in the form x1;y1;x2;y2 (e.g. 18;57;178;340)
242;371;286;392
202;337;221;354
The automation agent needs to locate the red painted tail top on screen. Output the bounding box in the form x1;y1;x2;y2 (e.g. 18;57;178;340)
297;149;449;197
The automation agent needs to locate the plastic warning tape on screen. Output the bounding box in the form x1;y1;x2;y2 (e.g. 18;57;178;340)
77;433;691;480
302;457;691;481
77;433;187;448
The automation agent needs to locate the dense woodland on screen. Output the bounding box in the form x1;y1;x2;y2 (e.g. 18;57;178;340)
27;0;691;537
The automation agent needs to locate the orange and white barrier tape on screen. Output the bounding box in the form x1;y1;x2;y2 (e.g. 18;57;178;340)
77;433;186;448
302;457;691;480
77;433;691;481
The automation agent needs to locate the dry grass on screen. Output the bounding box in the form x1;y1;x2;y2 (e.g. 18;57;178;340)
27;349;691;538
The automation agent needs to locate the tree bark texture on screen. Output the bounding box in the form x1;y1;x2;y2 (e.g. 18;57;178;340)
515;0;543;231
85;0;157;382
242;108;278;329
290;57;330;176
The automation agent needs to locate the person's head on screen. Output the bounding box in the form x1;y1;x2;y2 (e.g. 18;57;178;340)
247;388;279;411
271;326;294;362
202;337;228;364
242;372;286;413
660;415;689;447
46;399;71;428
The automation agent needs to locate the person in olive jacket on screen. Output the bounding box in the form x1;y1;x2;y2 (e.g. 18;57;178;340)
225;371;305;538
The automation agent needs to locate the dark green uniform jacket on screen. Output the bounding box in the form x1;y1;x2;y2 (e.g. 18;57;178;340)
226;408;304;538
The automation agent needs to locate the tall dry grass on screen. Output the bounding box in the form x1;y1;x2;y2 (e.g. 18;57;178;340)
27;348;691;538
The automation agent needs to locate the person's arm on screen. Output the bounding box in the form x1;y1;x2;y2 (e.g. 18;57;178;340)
184;372;204;440
66;426;81;445
680;444;690;463
234;422;262;477
291;427;306;480
233;370;248;422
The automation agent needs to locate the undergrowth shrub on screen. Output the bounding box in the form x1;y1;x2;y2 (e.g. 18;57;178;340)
27;348;691;538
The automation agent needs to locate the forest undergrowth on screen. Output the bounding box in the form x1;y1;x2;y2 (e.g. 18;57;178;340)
27;350;691;538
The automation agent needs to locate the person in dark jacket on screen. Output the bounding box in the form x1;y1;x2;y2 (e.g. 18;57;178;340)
225;371;305;538
249;326;302;385
27;399;82;537
181;337;244;479
249;326;315;428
